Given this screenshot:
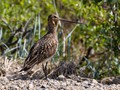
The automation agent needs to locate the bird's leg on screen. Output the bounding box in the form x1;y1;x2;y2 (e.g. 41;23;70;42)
42;61;48;79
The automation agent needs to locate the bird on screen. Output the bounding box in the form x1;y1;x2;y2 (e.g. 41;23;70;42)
20;14;59;78
19;14;80;79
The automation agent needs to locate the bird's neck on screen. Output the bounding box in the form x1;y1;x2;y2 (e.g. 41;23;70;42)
47;23;57;34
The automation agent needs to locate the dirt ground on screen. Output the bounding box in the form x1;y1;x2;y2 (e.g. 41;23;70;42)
0;75;120;90
0;57;120;90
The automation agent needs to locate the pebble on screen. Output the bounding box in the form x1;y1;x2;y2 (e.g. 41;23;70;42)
82;80;89;85
8;85;19;90
29;82;34;90
92;79;98;84
0;76;119;90
57;75;66;81
0;77;9;85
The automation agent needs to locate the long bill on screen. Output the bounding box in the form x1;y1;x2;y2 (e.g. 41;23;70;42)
59;18;82;24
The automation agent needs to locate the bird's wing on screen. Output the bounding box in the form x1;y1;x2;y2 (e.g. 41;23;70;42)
20;42;41;71
21;34;58;71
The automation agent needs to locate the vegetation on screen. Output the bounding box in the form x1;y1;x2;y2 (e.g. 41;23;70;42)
0;0;120;79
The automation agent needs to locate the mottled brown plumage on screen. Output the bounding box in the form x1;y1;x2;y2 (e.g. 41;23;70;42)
20;14;59;72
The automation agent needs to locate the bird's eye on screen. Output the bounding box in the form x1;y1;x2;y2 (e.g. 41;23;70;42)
54;16;57;18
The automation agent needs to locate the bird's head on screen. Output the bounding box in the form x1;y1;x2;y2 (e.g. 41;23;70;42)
48;14;59;26
47;14;81;33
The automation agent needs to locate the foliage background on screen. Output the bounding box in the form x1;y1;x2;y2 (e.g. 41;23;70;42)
0;0;120;79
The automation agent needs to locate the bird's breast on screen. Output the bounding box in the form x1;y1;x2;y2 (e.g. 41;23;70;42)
38;37;58;63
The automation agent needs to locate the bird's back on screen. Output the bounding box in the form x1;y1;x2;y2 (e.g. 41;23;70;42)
21;33;58;71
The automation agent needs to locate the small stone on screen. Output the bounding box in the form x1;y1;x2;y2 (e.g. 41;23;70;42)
41;86;49;90
36;86;42;90
0;77;9;85
41;85;45;88
82;81;89;88
0;85;5;90
82;81;89;85
66;80;71;86
29;82;34;90
74;82;80;86
57;75;66;81
92;79;98;84
61;82;66;86
22;86;28;90
8;85;19;90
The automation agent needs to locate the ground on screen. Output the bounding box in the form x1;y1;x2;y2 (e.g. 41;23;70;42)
0;57;120;90
0;76;120;90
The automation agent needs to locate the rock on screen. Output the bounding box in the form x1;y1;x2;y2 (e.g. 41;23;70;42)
0;77;9;85
57;75;66;81
66;80;71;86
36;86;42;90
41;85;46;88
29;82;34;90
21;86;28;90
82;80;89;85
82;81;89;88
101;77;114;84
92;79;98;84
61;82;67;86
74;82;80;86
8;85;19;90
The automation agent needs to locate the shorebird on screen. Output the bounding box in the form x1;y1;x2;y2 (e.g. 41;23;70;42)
20;14;80;78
